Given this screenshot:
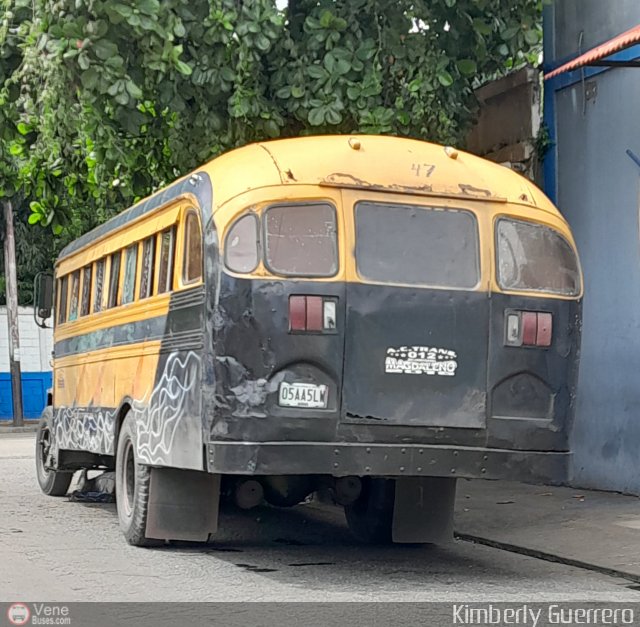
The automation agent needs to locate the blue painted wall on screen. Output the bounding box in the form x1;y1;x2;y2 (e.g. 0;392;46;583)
544;1;640;494
0;372;52;420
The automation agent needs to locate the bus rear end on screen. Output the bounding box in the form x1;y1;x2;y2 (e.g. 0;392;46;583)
206;137;582;544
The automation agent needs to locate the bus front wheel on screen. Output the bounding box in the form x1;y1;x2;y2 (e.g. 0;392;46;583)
35;407;73;497
115;413;161;547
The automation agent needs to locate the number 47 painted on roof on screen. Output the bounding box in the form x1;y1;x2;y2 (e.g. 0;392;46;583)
411;163;436;178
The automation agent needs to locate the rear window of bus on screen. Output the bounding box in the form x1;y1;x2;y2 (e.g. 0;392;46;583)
264;203;337;277
225;214;259;274
496;218;580;296
355;202;480;289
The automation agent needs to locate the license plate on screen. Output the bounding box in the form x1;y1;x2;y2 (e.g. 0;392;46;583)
278;382;328;409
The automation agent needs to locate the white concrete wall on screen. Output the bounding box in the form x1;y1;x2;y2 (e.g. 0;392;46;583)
0;306;53;372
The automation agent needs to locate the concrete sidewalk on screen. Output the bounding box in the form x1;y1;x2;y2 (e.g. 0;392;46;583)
0;420;39;434
455;479;640;581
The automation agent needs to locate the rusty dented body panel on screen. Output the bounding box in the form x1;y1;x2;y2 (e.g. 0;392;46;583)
204;272;580;483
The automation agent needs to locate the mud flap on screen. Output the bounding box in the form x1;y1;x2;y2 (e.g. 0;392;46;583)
392;477;457;544
146;468;220;542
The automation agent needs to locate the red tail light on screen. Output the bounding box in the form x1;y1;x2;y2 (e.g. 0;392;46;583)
289;296;307;331
536;313;553;347
505;310;553;348
306;296;323;331
289;295;337;333
521;312;538;346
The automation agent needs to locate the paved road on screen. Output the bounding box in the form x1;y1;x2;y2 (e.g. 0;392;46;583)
1;434;638;602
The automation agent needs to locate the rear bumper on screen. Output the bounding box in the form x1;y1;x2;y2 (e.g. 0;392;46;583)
206;441;569;485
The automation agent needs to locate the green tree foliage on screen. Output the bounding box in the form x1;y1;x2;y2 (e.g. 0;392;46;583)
0;0;60;303
0;0;543;302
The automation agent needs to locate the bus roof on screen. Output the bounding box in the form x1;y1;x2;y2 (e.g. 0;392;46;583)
205;134;555;212
58;135;559;263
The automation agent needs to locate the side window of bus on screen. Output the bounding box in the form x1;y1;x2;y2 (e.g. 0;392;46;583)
80;265;92;317
68;271;80;322
139;236;155;299
496;218;580;296
157;227;175;294
108;251;121;308
183;212;203;284
122;244;138;305
57;276;69;325
94;259;105;313
264;203;338;276
225;214;259;274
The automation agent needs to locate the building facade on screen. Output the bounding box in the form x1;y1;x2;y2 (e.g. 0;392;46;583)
544;1;640;493
0;307;53;420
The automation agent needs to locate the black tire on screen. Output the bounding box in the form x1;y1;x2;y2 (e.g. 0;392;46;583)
115;413;162;547
35;407;73;497
344;478;395;544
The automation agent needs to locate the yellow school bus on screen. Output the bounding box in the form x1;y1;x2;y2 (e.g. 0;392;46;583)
34;135;582;546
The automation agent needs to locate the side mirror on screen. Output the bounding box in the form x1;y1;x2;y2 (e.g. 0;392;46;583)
34;272;54;328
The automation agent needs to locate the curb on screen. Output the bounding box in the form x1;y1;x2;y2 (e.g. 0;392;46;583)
455;532;640;585
0;422;39;434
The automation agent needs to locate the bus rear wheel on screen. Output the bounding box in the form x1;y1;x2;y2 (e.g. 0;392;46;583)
35;407;73;497
344;478;395;544
115;413;162;547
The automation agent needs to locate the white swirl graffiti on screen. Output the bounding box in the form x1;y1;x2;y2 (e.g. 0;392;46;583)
133;351;201;465
52;351;201;466
53;406;116;455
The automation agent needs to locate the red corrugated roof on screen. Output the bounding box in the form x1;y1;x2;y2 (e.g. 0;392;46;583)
545;24;640;79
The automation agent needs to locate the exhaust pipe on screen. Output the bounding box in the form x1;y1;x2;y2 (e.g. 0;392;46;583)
233;479;264;510
334;476;362;505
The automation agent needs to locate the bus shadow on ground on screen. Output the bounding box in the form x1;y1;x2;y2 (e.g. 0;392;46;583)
67;494;571;593
164;501;515;584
